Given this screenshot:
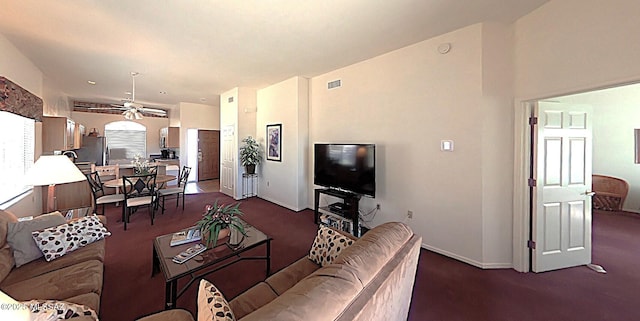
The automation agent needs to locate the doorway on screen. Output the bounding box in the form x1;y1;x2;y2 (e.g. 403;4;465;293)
514;82;640;272
198;130;220;181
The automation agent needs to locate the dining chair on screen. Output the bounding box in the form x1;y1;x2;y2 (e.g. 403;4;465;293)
157;166;191;214
85;171;125;216
122;173;157;230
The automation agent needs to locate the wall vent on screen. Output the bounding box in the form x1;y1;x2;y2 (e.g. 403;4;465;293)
228;96;234;103
327;79;342;90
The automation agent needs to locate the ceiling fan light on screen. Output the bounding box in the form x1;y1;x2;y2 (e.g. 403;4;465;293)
134;111;143;119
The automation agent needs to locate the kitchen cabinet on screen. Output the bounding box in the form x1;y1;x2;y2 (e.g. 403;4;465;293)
160;127;180;148
74;123;85;148
43;116;85;151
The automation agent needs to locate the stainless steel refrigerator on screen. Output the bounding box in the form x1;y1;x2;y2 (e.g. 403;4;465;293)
76;136;108;165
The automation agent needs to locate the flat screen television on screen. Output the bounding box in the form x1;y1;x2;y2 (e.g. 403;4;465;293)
314;143;376;197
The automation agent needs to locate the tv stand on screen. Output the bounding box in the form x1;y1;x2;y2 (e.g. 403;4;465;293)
314;188;362;237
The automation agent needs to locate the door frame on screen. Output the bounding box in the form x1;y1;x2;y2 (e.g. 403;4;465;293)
512;79;640;272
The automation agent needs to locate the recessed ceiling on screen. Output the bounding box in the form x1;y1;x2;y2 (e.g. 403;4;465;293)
0;0;548;110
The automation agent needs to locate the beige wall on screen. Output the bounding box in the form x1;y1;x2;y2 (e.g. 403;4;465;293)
310;24;490;266
256;77;309;211
177;102;221;170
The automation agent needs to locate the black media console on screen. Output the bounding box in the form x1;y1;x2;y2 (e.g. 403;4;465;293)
314;188;362;237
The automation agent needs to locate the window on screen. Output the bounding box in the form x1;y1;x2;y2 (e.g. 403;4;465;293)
104;121;147;160
0;111;35;206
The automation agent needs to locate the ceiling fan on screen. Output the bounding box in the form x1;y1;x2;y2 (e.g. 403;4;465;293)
80;72;167;119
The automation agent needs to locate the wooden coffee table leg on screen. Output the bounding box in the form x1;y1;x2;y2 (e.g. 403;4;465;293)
266;239;271;277
165;280;177;310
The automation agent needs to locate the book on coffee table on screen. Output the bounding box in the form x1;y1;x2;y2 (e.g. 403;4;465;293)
170;227;202;247
172;243;206;264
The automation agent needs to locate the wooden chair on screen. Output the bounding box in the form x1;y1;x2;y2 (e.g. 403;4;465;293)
157;166;191;213
592;174;629;211
122;173;157;230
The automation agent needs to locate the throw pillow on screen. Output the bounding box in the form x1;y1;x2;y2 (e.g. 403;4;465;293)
20;299;98;320
6;211;66;267
197;279;235;321
32;215;111;262
308;225;355;266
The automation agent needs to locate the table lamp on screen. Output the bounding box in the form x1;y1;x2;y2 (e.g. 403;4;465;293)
24;155;87;213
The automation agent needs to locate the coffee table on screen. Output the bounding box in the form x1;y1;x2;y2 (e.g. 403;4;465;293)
152;221;272;310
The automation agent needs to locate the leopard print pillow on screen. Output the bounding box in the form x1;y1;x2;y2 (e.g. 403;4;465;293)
308;225;354;266
32;215;111;262
20;299;98;320
197;279;235;321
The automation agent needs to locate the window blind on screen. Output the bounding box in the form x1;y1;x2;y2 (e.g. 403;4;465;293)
0;111;35;205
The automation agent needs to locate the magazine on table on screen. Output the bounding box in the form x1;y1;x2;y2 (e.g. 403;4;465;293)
170;227;202;246
172;243;207;264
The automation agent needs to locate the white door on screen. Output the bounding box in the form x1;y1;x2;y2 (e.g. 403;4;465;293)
220;125;235;197
533;101;593;272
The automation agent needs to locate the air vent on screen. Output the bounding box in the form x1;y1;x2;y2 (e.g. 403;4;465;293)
327;79;341;90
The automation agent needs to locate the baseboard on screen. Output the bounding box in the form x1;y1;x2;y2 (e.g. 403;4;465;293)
421;243;512;269
255;195;305;212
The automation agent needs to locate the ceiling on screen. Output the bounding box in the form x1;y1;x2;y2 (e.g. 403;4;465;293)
0;0;548;110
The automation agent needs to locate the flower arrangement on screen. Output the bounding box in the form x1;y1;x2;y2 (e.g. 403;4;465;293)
132;154;151;174
196;200;247;248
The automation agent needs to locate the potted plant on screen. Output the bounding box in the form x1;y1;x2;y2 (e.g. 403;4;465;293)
239;136;261;174
196;199;247;248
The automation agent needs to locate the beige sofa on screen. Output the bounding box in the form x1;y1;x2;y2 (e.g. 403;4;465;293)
0;210;105;320
140;221;422;321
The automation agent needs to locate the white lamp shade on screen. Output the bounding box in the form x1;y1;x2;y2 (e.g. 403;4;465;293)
24;155;86;186
0;290;30;320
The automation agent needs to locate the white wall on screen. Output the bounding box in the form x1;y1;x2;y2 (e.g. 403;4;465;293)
514;0;640;100
310;24;494;266
219;88;257;199
556;84;640;212
256;77;309;211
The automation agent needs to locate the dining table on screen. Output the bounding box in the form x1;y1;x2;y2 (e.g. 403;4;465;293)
103;174;177;189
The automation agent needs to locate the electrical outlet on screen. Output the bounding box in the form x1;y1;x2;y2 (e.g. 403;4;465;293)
376;204;381;210
407;210;413;219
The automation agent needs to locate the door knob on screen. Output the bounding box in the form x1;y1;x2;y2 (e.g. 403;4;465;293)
582;190;596;196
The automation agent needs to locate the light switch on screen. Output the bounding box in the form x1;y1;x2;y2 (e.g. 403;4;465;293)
441;140;454;151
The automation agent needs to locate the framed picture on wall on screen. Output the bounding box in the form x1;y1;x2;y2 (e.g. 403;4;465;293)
266;124;282;162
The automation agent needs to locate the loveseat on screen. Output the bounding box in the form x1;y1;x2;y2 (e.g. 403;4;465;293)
139;221;422;321
0;209;106;320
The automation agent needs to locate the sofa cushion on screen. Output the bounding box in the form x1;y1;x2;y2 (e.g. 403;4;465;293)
197;279;235;321
334;222;412;287
32;215;110;262
6;211;66;267
265;257;319;295
308;226;354;266
228;282;278;319
0;259;103;302
21;299;98;320
240;264;362;321
0;239;105;287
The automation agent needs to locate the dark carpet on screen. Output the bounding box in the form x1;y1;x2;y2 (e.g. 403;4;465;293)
100;194;640;321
